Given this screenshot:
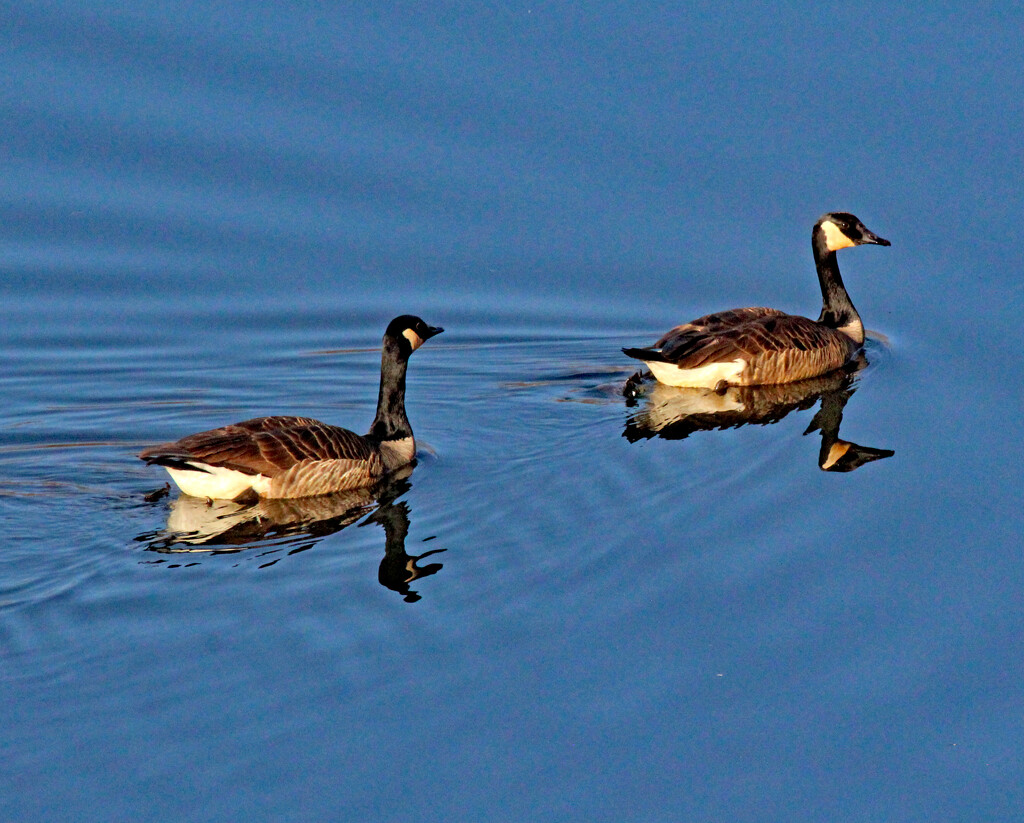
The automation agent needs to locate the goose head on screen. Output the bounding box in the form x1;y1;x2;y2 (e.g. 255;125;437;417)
385;315;444;357
815;212;891;254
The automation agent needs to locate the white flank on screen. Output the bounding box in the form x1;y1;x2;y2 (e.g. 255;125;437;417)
646;358;747;388
165;463;271;499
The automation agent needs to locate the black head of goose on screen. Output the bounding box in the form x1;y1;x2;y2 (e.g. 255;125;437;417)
622;212;890;388
140;315;443;500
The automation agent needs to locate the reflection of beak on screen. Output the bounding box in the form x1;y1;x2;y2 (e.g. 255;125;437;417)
423;325;444;340
820;440;895;472
861;228;891;247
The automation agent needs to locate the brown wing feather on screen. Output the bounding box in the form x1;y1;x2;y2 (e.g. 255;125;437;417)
656;312;857;384
656;307;786;345
267;456;385;498
140;416;376;476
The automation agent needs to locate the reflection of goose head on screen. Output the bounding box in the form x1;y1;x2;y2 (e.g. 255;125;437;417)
623;363;894;473
804;386;894;472
367;501;446;603
818;440;895;472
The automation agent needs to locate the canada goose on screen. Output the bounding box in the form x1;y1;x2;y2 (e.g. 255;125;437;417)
140;315;443;500
623;212;890;387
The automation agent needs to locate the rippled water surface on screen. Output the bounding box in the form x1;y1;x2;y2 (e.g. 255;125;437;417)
3;3;1024;821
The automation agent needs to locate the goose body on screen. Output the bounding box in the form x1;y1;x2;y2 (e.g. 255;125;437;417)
623;213;890;387
140;315;442;500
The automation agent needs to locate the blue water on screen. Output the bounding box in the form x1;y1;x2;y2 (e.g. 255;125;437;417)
3;2;1024;821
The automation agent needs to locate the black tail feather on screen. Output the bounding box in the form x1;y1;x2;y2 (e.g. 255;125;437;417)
622;347;666;362
140;454;212;473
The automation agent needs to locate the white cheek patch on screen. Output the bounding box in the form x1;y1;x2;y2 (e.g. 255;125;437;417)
402;329;424;350
820;220;856;251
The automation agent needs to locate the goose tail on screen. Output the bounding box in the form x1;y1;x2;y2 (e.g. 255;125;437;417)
622;346;667;363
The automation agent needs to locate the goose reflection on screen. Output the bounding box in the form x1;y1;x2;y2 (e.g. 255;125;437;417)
623;359;893;471
136;469;445;599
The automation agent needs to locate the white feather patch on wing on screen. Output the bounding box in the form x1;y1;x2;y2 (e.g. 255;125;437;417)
165;463;271;499
646;358;747;388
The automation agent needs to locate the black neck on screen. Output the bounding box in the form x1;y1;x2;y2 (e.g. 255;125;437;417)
367;342;412;442
813;235;861;337
813;385;853;450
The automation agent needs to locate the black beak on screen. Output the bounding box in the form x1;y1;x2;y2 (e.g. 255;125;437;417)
423;325;444;340
861;228;891;247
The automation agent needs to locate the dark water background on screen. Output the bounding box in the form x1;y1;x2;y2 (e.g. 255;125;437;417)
3;2;1023;820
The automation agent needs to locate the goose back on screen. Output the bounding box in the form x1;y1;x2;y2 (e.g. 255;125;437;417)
140;416;392;499
142;416;377;472
643;311;858;387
